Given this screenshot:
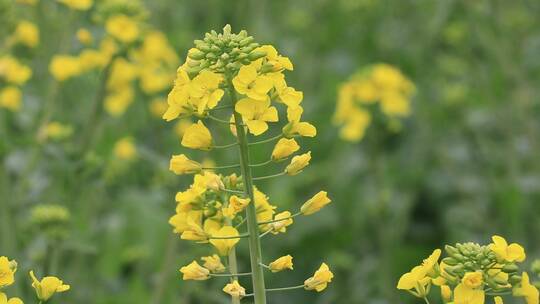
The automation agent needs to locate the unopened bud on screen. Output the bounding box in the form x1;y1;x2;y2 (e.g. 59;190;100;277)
248;50;267;61
502;264;519;273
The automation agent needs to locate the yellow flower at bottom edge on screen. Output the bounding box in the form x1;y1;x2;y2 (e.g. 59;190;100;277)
201;255;226;273
304;263;333;292
223;280;246;299
397;249;441;296
0;257;16;288
271;138;300;161
269;255;294;272
29;271;70;302
453;282;485;304
0;87;22;112
285;151;311;175
181;121;213;150
179;261;210;280
513;272;539;304
209;226;240;256
494;296;503;304
489;235;526;263
0;293;23;304
169;154;202;175
105;14;139;43
300;191;331;215
57;0;92;10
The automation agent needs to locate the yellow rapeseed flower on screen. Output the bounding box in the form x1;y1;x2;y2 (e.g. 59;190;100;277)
270;211;293;234
181;121;212;150
113;137;137;160
232;64;273;100
0;257;16;288
285;151;311;175
283;106;316;138
300;191;331;215
397;249;441;296
223;195;250;218
200;255;226;273
49;55;81;81
29;271;70;301
223;280;246;299
268;255;294;272
256;45;293;72
304;263;334;292
0;87;22;112
0;293;23;304
106;14;139;43
209;226;240;256
494;296;504;304
57;0;92;10
189;70;224;114
76;28;93;45
0;56;32;85
271;138;300;161
235;97;278;135
179;261;210;280
489;235;526;263
441;285;452;302
13;21;39;48
169;154;202;175
513;272;539;304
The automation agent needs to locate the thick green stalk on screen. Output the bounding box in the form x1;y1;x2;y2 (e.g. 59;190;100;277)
227;247;241;304
227;78;267;304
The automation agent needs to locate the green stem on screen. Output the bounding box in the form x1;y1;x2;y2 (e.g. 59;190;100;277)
249;159;273;168
247;134;282;146
258;212;301;225
252;172;286;181
203;164;241;170
210;272;252;277
423;296;431;304
211;142;239;149
227;77;267;304
265;284;305;292
207;114;244;126
208;233;249;240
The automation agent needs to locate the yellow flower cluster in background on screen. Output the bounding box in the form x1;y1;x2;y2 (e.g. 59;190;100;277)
333;63;415;142
397;235;539;304
0;56;32;112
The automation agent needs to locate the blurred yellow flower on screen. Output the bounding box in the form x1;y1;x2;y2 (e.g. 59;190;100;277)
76;28;93;45
13;21;39;48
57;0;92;10
148;98;168;117
0;293;23;304
201;255;225;273
489;235;526;263
29;271;70;301
441;285;452;302
513;272;539;304
42;121;73;141
209;226;240;256
0;56;32;85
269;255;294;272
106;14;139;43
304;263;334;292
285;151;311;175
113;137;137;160
0;257;16;288
233;64;273;100
223;280;246;299
494;296;503;304
179;261;209;281
181;121;212;150
169;154;202;175
49;55;81;81
0;86;22;112
104;87;134;116
235;97;278;135
397;249;441;296
300;191;331;215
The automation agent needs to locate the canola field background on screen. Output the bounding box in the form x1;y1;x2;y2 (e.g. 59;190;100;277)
1;0;540;303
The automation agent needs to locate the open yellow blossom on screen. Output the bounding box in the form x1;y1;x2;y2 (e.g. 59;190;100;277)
29;271;70;301
201;255;226;273
57;0;92;10
272;74;303;108
0;57;32;85
0;87;22;112
232;65;273;100
13;21;39;48
257;45;293;71
223;280;246;299
0;293;23;304
163;69;192;121
169;210;202;234
454;282;485;304
462;271;483;289
180;217;208;242
304;263;334;292
49;55;81;81
285;151;311;175
76;28;93;45
397;249;441;296
301;191;331;215
223;195;250;218
169;154;202;175
181;121;212;150
513;272;539;304
235;97;278;135
272;138;300;161
0;257;16;288
270;211;293;234
189;70;224;114
489;235;526;263
179;261;210;281
106;14;139;43
268;255;294;272
283;106;316;138
78;49;108;71
209;226;240;255
114;137;137;160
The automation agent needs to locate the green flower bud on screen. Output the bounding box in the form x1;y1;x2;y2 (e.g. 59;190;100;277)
532;260;540;275
239;37;254;46
188;49;205;60
445;245;459;256
502;264;519;273
248;50;267;61
509;275;522;284
443;257;459;266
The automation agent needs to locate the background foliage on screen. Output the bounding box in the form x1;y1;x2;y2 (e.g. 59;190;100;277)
1;0;539;303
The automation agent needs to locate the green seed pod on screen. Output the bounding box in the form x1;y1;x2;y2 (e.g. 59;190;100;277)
502;264;519;273
480;259;491;267
248;50;267;61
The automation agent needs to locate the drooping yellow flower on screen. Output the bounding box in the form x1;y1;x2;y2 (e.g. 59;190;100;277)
397;249;441;296
49;55;81;81
180;217;208;242
0;86;22;112
513;272;539;304
235;97;278;135
179;261;210;280
76;28;93;45
0;293;23;304
304;263;334;292
270;211;293;234
13;21;39;48
0;257;16;288
57;0;92;10
0;56;32;85
113;137;137;160
169;154;202;175
282;106;316;138
223;280;246;299
222;195;250;218
29;271;70;301
256;45;293;72
232;64;273;100
201;255;226;273
169;210;202;234
285;151;311;175
301;191;331;215
268;255;294;272
209;226;240;256
271;138;300;161
254;188;277;231
189;70;224;114
489;235;526;263
106;14;139;43
181;121;212;150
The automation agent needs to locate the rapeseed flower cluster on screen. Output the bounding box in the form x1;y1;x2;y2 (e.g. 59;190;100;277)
398;235;539;304
333;63;415;141
165;25;333;303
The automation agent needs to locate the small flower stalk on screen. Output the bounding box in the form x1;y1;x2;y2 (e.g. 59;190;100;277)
164;25;334;303
397;235;539;304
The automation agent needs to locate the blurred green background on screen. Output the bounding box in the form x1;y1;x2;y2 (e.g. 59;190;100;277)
1;0;540;303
